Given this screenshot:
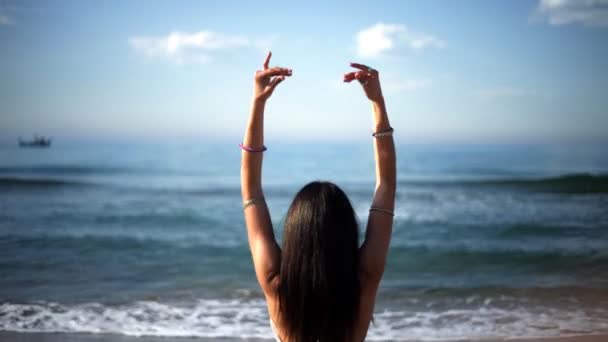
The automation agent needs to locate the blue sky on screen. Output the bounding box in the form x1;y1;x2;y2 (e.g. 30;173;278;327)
1;0;607;143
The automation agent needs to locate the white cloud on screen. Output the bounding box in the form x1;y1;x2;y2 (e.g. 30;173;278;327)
130;31;266;64
355;23;445;58
536;0;608;27
384;79;433;92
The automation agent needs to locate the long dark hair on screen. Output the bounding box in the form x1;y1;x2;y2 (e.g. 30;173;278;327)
278;181;360;342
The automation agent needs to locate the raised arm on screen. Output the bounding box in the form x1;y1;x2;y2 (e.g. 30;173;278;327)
241;52;292;294
344;63;396;282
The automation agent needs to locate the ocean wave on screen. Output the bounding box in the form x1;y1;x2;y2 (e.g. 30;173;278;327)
386;245;608;287
399;173;608;194
2;233;607;294
496;223;607;238
0;232;246;253
386;244;608;274
0;300;271;339
1;298;607;340
0;177;85;187
0;176;274;197
3;229;605;257
0;176;244;198
0;165;129;176
3;173;607;196
2;231;607;271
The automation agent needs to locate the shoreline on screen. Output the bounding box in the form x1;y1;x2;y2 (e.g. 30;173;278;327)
504;335;608;342
1;332;607;342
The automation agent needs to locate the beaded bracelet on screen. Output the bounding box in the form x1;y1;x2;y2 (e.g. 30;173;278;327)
369;207;395;216
239;143;267;152
372;127;394;138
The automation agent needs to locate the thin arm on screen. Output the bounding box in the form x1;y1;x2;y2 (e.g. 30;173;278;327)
241;98;281;293
241;52;291;295
360;97;396;282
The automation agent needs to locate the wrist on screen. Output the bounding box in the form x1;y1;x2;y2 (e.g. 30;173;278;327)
252;95;267;106
374;122;391;133
371;98;387;117
372;98;389;131
371;96;385;107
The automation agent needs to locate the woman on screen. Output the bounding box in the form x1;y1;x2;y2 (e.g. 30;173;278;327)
240;52;396;342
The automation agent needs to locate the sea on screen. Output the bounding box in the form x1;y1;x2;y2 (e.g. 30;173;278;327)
1;141;607;341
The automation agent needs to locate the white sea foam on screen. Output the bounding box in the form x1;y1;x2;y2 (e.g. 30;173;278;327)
2;299;608;340
366;306;608;341
0;299;271;338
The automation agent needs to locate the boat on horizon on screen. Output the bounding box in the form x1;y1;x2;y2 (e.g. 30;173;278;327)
18;136;52;148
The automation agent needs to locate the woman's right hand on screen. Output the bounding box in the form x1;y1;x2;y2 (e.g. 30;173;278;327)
253;51;292;103
343;63;384;103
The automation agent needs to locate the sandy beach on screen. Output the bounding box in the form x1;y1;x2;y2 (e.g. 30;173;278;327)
1;332;608;342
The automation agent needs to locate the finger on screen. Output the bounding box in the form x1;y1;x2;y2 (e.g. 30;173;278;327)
263;51;272;70
264;76;285;97
351;62;378;77
350;62;371;71
356;72;375;87
268;75;286;89
343;72;357;82
354;71;372;82
260;67;292;78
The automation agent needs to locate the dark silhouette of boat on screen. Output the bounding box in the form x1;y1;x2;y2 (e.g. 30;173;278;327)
19;136;52;148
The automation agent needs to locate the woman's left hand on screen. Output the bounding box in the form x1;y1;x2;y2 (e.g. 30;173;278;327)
253;51;292;103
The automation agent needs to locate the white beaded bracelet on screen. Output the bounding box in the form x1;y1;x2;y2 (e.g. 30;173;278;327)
372;127;394;138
